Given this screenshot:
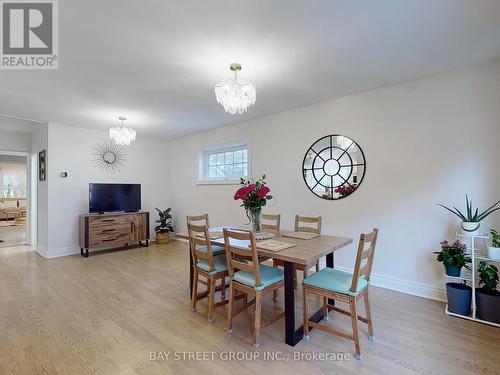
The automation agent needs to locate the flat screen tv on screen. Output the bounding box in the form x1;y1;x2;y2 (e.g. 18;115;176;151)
89;183;141;213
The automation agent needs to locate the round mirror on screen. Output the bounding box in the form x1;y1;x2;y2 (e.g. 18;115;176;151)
302;135;366;200
103;151;116;164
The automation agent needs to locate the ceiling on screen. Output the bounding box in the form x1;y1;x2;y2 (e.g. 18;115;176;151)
1;0;499;140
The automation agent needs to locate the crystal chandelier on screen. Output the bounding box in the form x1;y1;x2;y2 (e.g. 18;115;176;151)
109;116;136;146
215;63;256;114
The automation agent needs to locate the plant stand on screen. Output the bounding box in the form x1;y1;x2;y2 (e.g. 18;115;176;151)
443;232;500;328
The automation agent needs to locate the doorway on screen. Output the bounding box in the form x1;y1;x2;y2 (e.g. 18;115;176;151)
0;152;31;249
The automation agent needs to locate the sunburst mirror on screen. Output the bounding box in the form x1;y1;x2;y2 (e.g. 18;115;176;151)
92;141;126;173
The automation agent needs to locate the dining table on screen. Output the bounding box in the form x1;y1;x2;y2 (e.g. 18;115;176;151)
176;226;353;346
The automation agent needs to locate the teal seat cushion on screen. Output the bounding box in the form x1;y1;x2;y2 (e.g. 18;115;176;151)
303;268;368;296
197;245;225;255
196;254;228;275
232;265;284;291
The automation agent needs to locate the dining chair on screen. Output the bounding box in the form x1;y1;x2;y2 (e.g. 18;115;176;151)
302;228;379;359
189;223;229;323
261;213;281;231
273;215;322;291
186;214;225;256
224;228;285;348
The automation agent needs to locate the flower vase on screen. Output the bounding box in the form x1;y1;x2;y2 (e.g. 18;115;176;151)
248;209;262;233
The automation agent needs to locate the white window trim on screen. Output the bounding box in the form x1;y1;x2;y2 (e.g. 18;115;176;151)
197;140;251;185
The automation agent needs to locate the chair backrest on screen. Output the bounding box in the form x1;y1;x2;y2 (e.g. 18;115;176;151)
186;214;210;227
261;213;281;230
187;223;215;272
350;228;379;292
223;228;262;287
294;215;322;234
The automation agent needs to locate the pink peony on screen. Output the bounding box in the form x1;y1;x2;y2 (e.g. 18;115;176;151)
247;184;256;192
234;186;249;200
257;186;270;199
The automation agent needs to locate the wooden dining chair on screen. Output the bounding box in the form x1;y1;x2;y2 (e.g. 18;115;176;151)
261;213;281;231
224;228;285;348
302;228;379;359
189;223;229;323
273;215;322;292
186;214;225;256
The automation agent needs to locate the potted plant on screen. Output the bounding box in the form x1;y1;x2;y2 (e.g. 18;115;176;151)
476;262;500;323
434;240;471;277
437;195;500;235
446;281;472;316
155;208;174;244
488;229;500;261
234;175;273;233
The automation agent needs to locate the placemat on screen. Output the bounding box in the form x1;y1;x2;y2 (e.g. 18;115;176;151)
256;240;296;252
281;231;319;240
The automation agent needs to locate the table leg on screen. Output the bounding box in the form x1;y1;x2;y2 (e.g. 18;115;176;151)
284;261;298;346
285;251;335;346
326;252;335;305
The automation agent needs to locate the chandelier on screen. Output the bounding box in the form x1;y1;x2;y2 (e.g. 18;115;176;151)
109;116;136;146
215;63;256;114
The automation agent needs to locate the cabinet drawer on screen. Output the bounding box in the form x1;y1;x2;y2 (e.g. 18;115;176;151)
89;215;131;226
89;223;130;236
89;230;130;247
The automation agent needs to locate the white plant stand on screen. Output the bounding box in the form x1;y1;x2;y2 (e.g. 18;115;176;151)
443;232;500;328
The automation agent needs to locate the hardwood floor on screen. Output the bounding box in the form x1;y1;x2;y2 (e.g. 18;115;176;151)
0;240;498;374
0;222;26;248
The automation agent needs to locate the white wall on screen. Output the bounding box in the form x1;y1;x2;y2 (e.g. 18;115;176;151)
31;124;49;256
0;128;31;152
168;60;500;300
44;123;170;257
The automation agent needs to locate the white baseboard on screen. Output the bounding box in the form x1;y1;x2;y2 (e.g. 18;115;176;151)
334;265;446;302
45;246;80;258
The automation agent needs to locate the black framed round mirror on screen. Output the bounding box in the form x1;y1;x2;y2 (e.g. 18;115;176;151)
302;135;366;200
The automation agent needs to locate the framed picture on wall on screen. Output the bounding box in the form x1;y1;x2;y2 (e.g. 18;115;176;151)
39;150;47;181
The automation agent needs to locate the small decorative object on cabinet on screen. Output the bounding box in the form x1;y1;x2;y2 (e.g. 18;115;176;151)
475;262;500;323
440;231;500;328
437;195;500;235
233;175;273;239
79;211;149;257
488;229;500;261
155;208;174;244
302;135;366;200
434;240;471;277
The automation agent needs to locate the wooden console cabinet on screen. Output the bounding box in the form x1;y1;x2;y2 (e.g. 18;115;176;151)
79;212;149;257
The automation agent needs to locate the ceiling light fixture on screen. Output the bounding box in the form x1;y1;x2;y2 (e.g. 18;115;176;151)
215;63;256;115
109;116;136;146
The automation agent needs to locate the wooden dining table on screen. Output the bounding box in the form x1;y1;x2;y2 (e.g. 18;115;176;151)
176;227;353;346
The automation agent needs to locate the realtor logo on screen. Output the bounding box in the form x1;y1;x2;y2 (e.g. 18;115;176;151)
1;0;58;69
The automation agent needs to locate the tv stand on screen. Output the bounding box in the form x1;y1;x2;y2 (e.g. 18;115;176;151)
79;211;149;257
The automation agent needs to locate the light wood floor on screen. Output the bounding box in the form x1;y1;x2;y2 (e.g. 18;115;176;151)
0;241;498;374
0;222;26;248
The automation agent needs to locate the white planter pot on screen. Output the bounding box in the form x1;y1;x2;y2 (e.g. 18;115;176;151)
488;246;500;261
461;221;480;235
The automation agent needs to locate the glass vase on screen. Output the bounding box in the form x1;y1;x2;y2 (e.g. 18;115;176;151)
248;208;262;233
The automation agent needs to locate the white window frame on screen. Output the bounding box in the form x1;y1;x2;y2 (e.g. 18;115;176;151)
197;140;251;185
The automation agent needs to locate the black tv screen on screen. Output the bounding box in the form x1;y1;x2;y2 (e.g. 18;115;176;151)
89;183;141;213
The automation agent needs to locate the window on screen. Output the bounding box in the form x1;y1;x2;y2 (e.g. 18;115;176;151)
199;143;249;182
0;163;27;198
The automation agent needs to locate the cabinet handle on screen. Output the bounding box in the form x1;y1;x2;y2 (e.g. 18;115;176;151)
102;229;115;233
102;219;115;222
102;238;116;242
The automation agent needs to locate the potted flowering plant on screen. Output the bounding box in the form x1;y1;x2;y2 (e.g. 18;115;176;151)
433;240;471;277
234;175;273;233
155;208;174;244
476;262;499;323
